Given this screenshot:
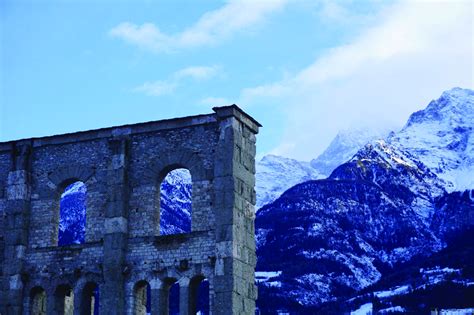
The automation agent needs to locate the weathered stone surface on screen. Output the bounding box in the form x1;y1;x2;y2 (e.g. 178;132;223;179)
0;105;260;314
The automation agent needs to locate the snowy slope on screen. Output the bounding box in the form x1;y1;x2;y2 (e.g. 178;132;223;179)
59;181;87;245
256;128;390;209
332;140;447;221
389;87;474;191
256;154;323;209
311;127;390;177
255;88;474;313
159;169;192;235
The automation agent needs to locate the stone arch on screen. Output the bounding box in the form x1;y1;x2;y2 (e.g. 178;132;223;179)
45;165;95;246
54;283;74;314
147;149;212;235
189;274;209;314
157;149;207;182
47;165;95;195
158;277;179;315
30;286;47;315
80;281;99;314
133;280;150;315
73;275;102;315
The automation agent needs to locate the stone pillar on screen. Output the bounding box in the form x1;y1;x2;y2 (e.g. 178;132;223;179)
1;142;32;314
188;279;198;315
149;279;163;315
125;282;134;315
178;277;191;315
73;285;82;315
102;138;130;314
212;106;260;315
47;291;56;315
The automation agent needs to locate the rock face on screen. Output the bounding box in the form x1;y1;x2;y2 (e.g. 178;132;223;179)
431;189;474;242
331;140;447;221
389;87;474;191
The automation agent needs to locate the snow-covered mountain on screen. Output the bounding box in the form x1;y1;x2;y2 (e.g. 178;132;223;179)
331;140;447;221
255;140;450;312
256;155;323;209
58;181;87;245
256;128;390;209
255;88;474;313
311;127;390;177
389;87;474;191
159;168;192;235
256;88;474;212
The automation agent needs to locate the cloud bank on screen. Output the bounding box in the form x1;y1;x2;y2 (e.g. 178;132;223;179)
133;65;220;96
109;0;288;53
238;0;473;160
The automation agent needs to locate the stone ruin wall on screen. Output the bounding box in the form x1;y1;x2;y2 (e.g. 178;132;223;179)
0;105;260;315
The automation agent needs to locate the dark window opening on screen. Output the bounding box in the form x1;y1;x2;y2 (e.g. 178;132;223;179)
81;282;99;315
58;181;86;246
134;281;151;315
190;277;210;315
54;284;74;315
30;287;46;315
169;281;180;315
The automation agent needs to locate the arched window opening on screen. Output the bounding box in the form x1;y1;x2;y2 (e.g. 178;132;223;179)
160;168;192;235
190;277;210;315
169;281;180;315
30;287;46;315
133;281;151;315
54;284;74;315
82;282;99;315
58;181;86;246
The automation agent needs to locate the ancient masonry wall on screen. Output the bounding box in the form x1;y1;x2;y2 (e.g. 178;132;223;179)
0;105;260;315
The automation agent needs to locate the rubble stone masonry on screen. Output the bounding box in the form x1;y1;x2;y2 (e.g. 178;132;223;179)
0;105;260;315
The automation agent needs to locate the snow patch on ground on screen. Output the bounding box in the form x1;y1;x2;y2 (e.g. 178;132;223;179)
351;303;373;315
379;306;406;313
437;308;474;315
375;285;410;298
255;271;282;283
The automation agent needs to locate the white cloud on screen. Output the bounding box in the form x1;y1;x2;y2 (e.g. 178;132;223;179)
109;0;288;53
133;65;220;96
174;65;220;80
133;81;177;96
199;96;231;107
239;0;473;160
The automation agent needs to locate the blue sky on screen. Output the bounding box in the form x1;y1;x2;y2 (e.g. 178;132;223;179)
1;0;472;160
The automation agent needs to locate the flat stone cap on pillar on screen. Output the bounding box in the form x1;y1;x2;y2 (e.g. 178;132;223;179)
213;105;262;134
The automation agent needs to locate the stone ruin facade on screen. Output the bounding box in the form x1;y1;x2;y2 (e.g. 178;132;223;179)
0;105;260;314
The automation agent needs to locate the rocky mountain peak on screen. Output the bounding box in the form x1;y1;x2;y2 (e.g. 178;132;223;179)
390;87;474;191
406;87;474;128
